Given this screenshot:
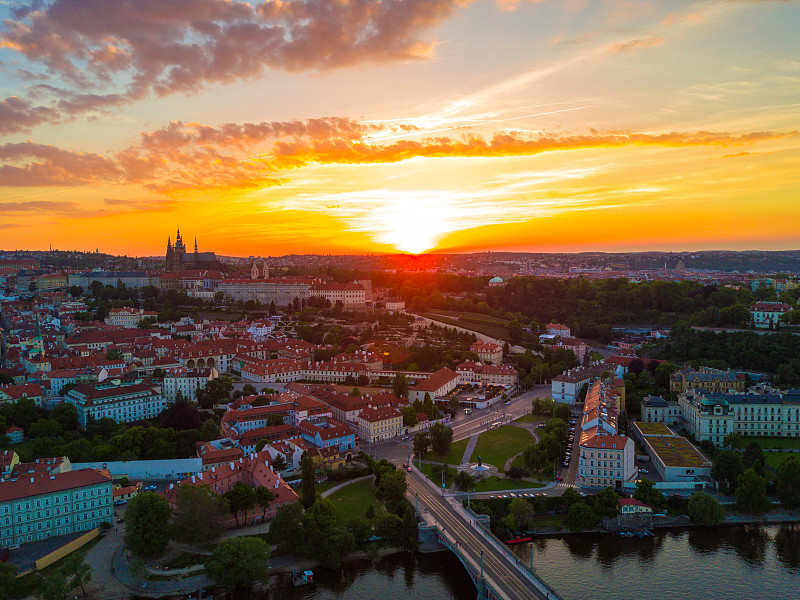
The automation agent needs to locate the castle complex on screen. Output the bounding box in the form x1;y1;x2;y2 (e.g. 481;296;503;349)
165;228;222;272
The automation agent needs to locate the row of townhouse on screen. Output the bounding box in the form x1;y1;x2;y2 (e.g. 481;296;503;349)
577;380;636;489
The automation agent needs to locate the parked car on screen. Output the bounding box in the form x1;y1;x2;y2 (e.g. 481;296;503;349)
143;484;157;491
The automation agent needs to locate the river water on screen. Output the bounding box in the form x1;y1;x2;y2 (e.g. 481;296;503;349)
265;525;800;600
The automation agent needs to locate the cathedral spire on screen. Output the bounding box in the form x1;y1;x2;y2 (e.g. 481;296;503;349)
194;237;198;253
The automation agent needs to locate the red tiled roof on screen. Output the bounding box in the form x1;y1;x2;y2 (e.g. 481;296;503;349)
0;468;110;502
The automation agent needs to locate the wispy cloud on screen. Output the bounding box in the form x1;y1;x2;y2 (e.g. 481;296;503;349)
0;0;465;133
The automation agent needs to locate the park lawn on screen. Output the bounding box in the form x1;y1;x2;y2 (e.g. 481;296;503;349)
473;477;544;492
327;479;383;521
315;481;339;496
425;438;469;466
419;463;458;488
515;414;544;424
471;425;534;470
745;437;800;450
764;451;797;470
419;312;509;340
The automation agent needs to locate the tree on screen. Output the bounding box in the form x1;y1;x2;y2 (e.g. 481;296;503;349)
723;433;743;449
413;431;431;456
742;441;764;467
392;373;409;398
271;453;288;472
508;498;536;530
61;552;92;598
269;503;304;552
224;482;256;527
375;513;402;540
712;450;744;490
160;398;202;430
593;487;620;518
255;486;275;522
37;569;67;600
349;387;361;397
687;491;724;525
399;505;419;551
561;487;581;507
300;451;316;508
568;502;598;532
429;422;453;456
266;413;284;427
205;537;269;596
195;376;234;409
553;402;571;421
634;478;666;508
0;563;21;600
242;383;257;396
344;516;372;543
376;469;408;503
171;484;227;544
401;405;418;427
505;465;527;480
50;402;79;431
453;470;476;491
776;457;800;508
735;468;771;514
124;492;171;557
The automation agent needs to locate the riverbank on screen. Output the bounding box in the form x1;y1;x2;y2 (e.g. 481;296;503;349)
512;509;800;539
267;545;408;574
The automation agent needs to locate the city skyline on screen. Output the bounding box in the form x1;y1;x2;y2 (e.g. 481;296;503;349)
1;0;799;256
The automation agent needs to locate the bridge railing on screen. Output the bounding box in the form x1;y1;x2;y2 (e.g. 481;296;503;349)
454;499;563;600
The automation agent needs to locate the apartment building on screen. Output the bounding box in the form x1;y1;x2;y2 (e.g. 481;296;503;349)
670;366;746;394
470;341;503;365
104;307;159;328
65;381;167;428
356;406;403;443
0;468;113;546
577;380;636;488
162;367;219;403
750;301;792;329
678;388;800;445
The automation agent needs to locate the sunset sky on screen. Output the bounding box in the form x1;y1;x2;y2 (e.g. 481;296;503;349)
1;0;798;256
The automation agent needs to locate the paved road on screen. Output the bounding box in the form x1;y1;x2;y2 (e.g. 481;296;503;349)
408;469;556;600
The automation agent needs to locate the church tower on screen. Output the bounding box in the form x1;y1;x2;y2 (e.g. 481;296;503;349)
166;236;175;271
173;227;186;267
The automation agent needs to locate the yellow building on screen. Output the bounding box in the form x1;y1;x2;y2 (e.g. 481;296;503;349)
356;406;403;443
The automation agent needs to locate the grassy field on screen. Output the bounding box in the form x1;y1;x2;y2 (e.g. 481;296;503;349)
327;479;383;520
425;438;469;466
515;414;545;424
419;312;509;340
524;514;565;531
745;437;800;449
470;425;534;470
764;451;797;470
419;463;458;488
473;476;545;492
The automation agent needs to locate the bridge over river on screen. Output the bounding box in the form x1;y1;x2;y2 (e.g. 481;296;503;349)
407;466;564;600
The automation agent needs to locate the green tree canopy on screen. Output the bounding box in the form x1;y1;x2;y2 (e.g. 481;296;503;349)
776;457;800;509
633;478;666;508
300;451;316;508
171;484;228;544
205;537;269;595
687;491;724;525
124;492;172;558
568;502;598;532
735;468;771;515
429;422;453;456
